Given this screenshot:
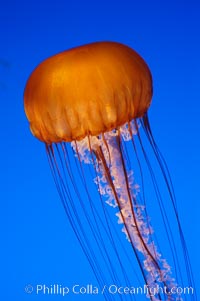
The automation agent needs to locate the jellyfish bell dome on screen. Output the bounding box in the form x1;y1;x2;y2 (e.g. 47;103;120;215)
24;41;153;143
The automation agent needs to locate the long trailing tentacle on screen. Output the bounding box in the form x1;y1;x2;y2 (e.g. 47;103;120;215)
92;132;175;301
45;116;196;301
141;114;197;301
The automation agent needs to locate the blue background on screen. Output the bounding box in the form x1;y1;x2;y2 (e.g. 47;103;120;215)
1;0;200;300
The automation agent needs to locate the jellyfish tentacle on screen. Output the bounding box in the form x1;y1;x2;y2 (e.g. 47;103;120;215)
94;141;152;299
141;116;197;301
96;142;163;301
75;125;178;300
46;144;121;301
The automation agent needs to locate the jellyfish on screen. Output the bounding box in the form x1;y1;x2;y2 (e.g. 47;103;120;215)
24;42;196;301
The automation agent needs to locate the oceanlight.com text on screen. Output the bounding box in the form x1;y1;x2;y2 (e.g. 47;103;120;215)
24;283;194;297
